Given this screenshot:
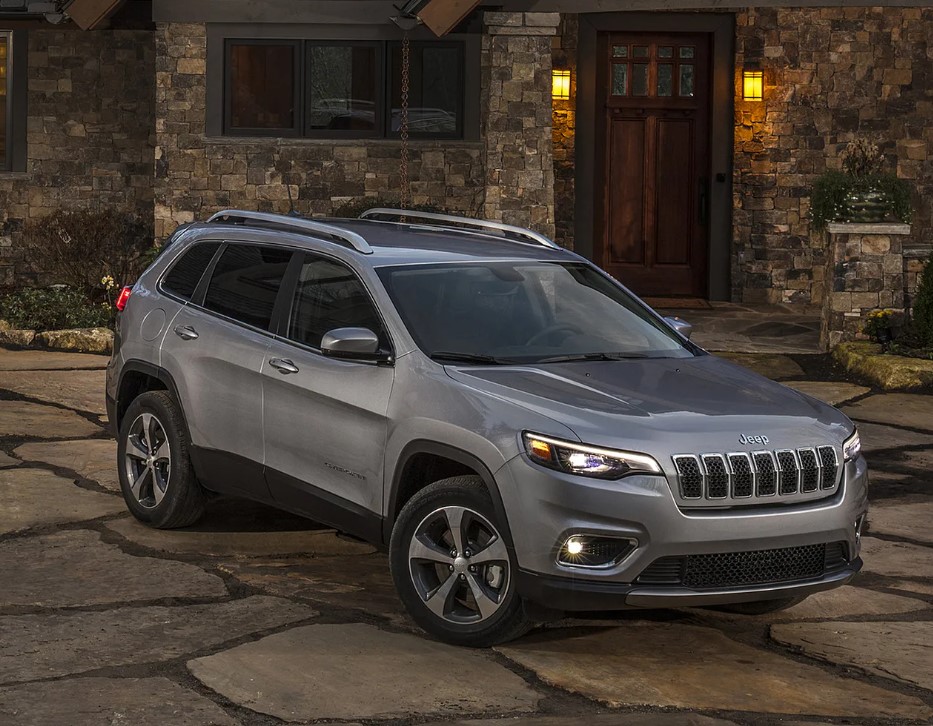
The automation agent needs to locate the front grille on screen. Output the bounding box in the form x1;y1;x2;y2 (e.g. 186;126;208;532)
671;444;841;508
637;542;848;590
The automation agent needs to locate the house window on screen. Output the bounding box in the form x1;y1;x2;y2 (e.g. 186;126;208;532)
223;39;465;139
0;32;10;170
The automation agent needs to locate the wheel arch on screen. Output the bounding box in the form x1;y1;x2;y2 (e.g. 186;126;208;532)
115;361;187;436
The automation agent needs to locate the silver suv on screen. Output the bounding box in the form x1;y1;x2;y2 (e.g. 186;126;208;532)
107;209;868;646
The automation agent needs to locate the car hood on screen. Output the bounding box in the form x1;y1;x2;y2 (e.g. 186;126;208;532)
445;354;853;457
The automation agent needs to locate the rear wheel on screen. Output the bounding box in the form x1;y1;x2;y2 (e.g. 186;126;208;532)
390;476;532;647
712;595;807;615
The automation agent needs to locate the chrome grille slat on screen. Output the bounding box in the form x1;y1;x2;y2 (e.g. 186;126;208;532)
753;451;777;496
818;445;838;490
702;454;729;499
672;455;703;499
798;448;820;492
776;449;799;495
727;453;753;498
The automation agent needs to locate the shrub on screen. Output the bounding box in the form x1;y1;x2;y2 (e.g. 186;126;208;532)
0;287;111;332
913;252;933;347
20;209;151;302
331;197;448;219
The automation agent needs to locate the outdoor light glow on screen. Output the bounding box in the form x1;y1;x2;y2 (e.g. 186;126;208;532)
565;538;584;556
552;69;571;100
743;70;764;101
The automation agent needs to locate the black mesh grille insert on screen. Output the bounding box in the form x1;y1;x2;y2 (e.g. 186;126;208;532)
777;450;798;494
798;448;819;492
703;455;729;498
754;453;777;496
728;454;753;498
674;456;703;499
819;446;838;489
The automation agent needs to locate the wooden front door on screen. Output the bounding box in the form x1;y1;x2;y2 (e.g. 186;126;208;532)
596;33;712;298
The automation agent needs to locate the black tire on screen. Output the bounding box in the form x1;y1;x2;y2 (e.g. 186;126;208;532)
712;595;807;615
116;390;206;529
390;475;532;647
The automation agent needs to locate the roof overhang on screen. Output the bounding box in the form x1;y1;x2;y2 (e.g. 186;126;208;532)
66;0;125;29
417;0;482;36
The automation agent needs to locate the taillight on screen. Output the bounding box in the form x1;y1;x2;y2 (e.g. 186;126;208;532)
115;286;132;312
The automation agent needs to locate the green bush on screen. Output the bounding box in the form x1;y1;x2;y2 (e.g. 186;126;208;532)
810;170;913;231
331;197;448;219
0;287;111;332
913;253;933;347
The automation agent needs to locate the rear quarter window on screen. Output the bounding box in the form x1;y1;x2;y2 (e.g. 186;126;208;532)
161;242;221;300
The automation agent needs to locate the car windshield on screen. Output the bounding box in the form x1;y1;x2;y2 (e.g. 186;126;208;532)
377;261;695;363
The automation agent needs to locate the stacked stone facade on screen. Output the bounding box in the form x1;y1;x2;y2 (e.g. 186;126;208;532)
552;15;578;250
0;27;154;287
733;6;933;305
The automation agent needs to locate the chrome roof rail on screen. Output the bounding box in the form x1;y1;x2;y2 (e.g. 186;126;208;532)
359;208;562;250
207;210;374;255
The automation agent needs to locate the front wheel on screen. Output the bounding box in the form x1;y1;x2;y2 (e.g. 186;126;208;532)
390;476;532;647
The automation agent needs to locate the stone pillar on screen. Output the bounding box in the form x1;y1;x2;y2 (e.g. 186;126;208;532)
821;223;911;349
481;12;560;239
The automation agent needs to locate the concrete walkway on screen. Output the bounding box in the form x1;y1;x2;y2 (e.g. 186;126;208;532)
0;348;930;725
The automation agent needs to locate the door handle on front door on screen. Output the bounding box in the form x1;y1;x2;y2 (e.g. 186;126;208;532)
269;358;300;375
173;325;199;341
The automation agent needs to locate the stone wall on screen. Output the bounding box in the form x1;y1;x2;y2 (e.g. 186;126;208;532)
0;27;155;287
734;6;933;306
552;14;577;249
155;23;485;241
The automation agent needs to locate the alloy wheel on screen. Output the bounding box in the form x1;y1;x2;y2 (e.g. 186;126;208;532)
123;412;171;509
408;505;510;624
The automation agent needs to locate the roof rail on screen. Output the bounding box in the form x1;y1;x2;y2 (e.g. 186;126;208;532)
207;210;373;255
359;208;562;250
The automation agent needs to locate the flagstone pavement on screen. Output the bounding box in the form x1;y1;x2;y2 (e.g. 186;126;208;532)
0;347;930;725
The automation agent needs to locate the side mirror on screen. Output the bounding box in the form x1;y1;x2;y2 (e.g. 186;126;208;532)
321;327;384;360
665;316;693;340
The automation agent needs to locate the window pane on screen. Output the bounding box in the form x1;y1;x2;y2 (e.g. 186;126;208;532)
633;63;649;96
229;43;295;130
658;46;673;59
658;64;673;97
612;64;628;96
204;245;292;329
162;243;220;300
307;45;377;132
679;64;695;97
612;45;628;58
0;36;7;168
679;46;695;59
633;46;649;59
289;255;385;349
390;44;462;136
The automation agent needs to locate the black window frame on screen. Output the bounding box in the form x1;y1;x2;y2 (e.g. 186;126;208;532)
158;241;223;303
223;38;302;138
0;29;26;173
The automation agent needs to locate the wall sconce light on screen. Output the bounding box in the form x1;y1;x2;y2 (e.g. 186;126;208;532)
743;69;764;102
552;69;571;100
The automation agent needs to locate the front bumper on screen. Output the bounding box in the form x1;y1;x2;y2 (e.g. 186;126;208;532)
497;453;869;612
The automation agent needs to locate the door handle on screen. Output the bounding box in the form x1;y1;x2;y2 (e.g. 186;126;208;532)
269;358;299;375
173;325;199;341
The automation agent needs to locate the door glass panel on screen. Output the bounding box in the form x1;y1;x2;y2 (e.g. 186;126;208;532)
306;45;378;132
204;245;292;329
612;45;628;58
633;46;649;59
632;64;649;96
288;255;386;349
658;46;673;59
679;46;695;59
228;43;296;131
679;64;695;97
657;64;673;97
612;64;628;96
162;243;221;301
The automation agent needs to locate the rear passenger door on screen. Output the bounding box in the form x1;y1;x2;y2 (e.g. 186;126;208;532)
262;252;395;540
161;242;294;498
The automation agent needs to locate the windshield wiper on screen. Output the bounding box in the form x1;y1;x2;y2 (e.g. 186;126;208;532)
535;352;652;364
430;351;516;365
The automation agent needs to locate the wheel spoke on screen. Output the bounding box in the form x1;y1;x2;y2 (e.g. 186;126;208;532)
423;571;459;618
443;506;467;555
139;413;153;453
470;535;508;566
130;467;150;501
151;471;167;506
152;440;170;465
126;436;149;460
465;572;500;619
409;536;455;565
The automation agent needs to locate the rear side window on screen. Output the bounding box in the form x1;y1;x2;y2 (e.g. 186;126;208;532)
204;244;293;329
161;242;220;300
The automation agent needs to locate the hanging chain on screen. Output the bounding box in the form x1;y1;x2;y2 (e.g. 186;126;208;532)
399;32;412;210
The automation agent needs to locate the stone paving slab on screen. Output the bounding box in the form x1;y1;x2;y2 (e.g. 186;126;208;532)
106;515;375;557
842;393;933;433
426;716;740;726
14;439;118;491
0;452;18;469
857;422;933;453
0;349;108;371
861;536;933;586
772;621;933;691
0;677;239;725
0;530;227;607
0;468;124;535
782;381;870;406
869;502;933;545
496;624;931;719
0;596;314;683
0;400;101;439
188;623;539;722
715;353;804;379
0;369;106;415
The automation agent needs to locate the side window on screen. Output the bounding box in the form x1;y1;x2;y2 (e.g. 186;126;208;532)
288;254;385;349
203;244;292;329
161;242;221;301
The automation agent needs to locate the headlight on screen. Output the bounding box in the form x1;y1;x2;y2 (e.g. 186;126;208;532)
843;429;861;462
523;432;661;480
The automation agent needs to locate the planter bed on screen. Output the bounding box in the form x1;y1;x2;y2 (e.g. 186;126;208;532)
0;322;113;356
833;341;933;391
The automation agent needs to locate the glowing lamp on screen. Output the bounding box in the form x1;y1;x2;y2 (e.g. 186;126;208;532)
743;70;764;102
552;69;571;100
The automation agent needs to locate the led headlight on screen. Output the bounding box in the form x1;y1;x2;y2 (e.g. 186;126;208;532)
523;432;661;480
843;429;861;462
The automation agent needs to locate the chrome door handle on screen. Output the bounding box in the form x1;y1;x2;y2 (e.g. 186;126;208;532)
269;358;299;374
173;325;199;341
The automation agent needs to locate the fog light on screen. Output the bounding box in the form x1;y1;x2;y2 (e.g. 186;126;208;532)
558;535;636;569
